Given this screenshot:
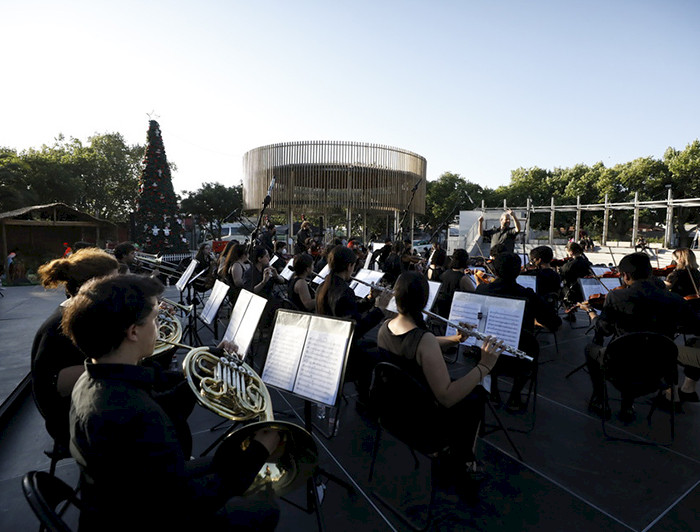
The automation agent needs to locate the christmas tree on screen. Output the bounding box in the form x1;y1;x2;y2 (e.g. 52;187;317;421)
134;120;189;254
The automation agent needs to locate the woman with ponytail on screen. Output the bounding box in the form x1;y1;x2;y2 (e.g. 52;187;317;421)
31;248;119;448
376;271;504;491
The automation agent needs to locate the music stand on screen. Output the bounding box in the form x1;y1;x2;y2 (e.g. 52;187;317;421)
200;279;230;340
261;309;357;530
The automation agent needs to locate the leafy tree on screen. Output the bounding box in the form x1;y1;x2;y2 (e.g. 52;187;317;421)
180;182;243;240
423;172;484;232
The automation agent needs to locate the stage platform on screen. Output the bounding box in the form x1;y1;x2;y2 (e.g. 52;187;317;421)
1;272;698;531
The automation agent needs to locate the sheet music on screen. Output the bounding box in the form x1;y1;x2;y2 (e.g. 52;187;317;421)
280;261;295;280
176;259;199;292
234;295;267;359
311;264;331;285
349;269;384;298
448;292;526;355
269;255;279;266
293;316;352;405
517;275;537;292
262;311;354;407
590;266;612;277
446;301;483;346
222;290;267;357
483;306;522;350
363;251;374;270
262;312;311;391
579;277;621;301
386;280;440;314
518;253;530;266
200;280;229;325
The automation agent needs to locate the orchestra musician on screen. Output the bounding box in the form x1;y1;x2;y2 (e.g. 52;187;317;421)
316;245;385;399
114;241;136;274
243;246;286;329
62;274;280;531
559;242;592;319
664;248;700;298
478;209;521;254
31;248;120;451
434;249;476;319
427;240;448;281
295;220;312;254
221;243;249;304
475;252;562;411
193;242;218;292
376;271;505;493
287;253;316;312
581;252;700;420
526;245;562;301
382;241;405;285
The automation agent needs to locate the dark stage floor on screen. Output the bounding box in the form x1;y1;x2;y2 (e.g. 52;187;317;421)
1;285;699;531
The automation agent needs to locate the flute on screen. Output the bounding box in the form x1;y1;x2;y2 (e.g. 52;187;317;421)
350;277;531;361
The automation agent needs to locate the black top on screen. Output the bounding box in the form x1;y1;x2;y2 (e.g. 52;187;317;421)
70;362;268;531
666;268;700;298
534;267;562;298
317;274;384;341
593;279;700;344
31;305;85;445
483;226;519;253
475;278;562;334
287;275;307;311
559;255;592;302
243;264;275;298
295;228;311;254
382;253;402;285
435;269;467;318
376;321;430;384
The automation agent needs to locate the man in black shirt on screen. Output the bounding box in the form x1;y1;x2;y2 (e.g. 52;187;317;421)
63;274;279;531
559;242;592;316
581;253;700;421
478;209;521;254
476;252;561;411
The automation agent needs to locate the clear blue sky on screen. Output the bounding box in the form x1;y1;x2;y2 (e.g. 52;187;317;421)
2;0;699;196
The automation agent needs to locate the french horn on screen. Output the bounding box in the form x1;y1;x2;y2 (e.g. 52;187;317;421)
181;346;318;497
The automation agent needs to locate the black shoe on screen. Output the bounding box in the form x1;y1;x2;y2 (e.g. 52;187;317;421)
679;390;699;403
618;405;636;423
588;398;611;420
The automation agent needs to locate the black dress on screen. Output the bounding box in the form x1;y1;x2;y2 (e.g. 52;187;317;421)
376;321;484;463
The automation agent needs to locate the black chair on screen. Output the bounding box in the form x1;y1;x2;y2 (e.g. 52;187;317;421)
535;292;560;358
600;332;679;444
367;362;449;531
22;471;82;532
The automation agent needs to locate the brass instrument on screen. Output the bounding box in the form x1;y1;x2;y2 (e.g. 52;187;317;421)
161;297;194;314
180;345;318;497
152;302;184;357
350;277;532;361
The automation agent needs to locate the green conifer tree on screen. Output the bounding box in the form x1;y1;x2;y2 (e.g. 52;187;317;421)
134;120;188;254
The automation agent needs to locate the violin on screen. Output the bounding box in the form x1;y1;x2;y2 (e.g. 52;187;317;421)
551;257;573;268
474;270;495;285
652;263;676;277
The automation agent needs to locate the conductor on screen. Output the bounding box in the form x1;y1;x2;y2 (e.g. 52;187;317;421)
478;209;521;254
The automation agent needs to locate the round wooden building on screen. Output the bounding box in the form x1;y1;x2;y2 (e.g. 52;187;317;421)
242;140;427;243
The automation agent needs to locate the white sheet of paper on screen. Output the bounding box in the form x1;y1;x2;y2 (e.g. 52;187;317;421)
447;301;483;346
280;258;295;281
363;251;374;270
579;277;621;301
386;280;440;314
312;264;331;285
590;266;612;277
349;269;384;298
516;275;537;292
262;312;311;391
293;316;352;406
234;295;268;358
483;306;522;351
200;280;229;325
176;259;199;292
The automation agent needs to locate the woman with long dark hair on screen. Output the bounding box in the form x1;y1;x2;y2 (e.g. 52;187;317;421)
288;253;316;311
377;271;504;486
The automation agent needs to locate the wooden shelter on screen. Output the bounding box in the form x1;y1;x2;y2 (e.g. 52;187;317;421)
0;203;118;272
243;141;427;242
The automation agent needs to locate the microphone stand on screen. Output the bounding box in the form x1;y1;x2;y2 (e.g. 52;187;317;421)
249;177;275;255
394;178;422;242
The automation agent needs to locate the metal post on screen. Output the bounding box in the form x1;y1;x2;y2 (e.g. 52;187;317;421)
410;212;415;246
665;186;674;248
632;191;639;249
525;198;532;244
549;197;555;245
575;195;581;243
602;193;609;246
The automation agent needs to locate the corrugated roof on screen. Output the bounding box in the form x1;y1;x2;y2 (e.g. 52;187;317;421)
0;203;115;225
